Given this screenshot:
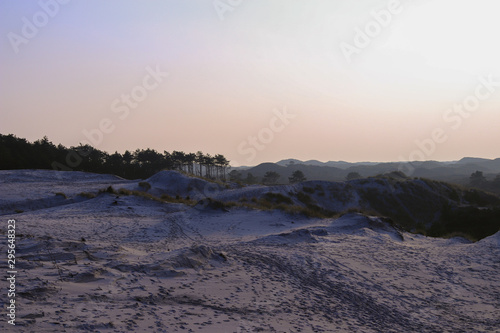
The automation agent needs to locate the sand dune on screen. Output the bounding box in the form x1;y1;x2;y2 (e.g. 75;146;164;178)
1;170;499;332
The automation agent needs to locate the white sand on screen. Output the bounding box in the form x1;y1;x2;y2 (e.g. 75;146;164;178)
1;170;499;332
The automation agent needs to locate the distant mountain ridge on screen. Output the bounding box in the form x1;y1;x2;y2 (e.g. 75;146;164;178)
238;157;500;187
276;159;378;169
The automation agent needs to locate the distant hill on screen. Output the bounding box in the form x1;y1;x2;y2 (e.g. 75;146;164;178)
238;158;500;193
457;157;494;165
276;159;377;169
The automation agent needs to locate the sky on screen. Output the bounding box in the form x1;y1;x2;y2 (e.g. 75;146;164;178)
1;0;500;167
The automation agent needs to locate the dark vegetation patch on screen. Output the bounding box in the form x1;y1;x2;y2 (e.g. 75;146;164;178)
215;191;337;219
55;192;67;199
96;186;196;205
427;206;500;241
296;191;313;205
347;177;500;241
78;192;96;199
302;186;315;194
0;134;229;180
263;192;293;205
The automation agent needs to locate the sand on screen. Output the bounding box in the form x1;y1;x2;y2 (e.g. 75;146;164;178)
1;170;499;332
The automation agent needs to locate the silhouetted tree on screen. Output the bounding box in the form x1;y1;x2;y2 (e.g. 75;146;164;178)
346;172;362;180
171;151;185;172
203;154;215;179
185;153;196;175
263;171;280;185
229;170;242;182
105;151;123;174
470;171;486;187
195;151;204;177
245;172;258;184
215;154;230;181
0;133;230;181
289;170;306;184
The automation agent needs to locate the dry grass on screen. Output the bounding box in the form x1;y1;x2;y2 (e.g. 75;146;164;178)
78;192;96;199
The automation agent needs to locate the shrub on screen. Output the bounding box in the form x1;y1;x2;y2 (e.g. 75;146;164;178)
160;193;195;205
300;204;337;218
302;186;314;194
117;188;132;195
138;181;151;191
463;189;498;206
263;192;293;205
436;206;500;241
98;186;117;195
79;192;96;199
55;192;67;199
97;187;196;206
296;191;313;205
161;194;173;201
220;194;337;219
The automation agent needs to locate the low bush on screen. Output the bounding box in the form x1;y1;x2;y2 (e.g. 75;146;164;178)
97;186;196;205
464;189;499;206
138;181;151;191
263;192;293;205
79;192;96;199
302;186;315;194
99;186;116;194
296;191;313;205
430;206;500;241
299;204;337;219
228;194;336;219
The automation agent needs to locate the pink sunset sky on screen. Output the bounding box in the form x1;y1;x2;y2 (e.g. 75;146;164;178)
1;0;499;166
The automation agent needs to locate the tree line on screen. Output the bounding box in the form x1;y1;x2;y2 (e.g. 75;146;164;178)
0;134;229;180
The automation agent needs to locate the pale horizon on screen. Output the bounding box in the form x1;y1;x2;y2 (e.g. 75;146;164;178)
1;0;500;168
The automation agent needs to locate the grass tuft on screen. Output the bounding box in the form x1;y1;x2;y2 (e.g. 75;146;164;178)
79;192;96;199
55;192;67;199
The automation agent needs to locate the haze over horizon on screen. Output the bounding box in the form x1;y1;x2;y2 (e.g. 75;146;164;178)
1;0;500;167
